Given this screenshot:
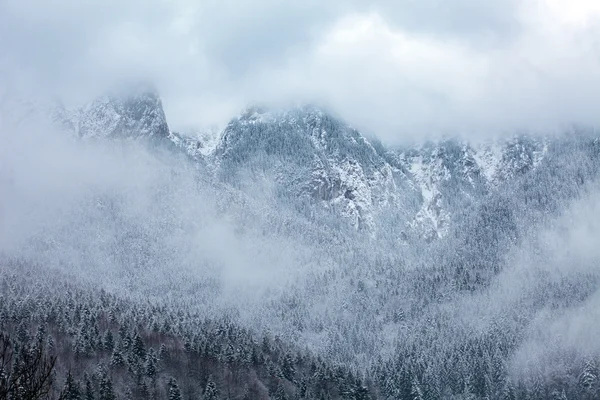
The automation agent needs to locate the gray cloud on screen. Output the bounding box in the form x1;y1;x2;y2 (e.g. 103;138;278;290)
367;0;521;42
1;0;599;142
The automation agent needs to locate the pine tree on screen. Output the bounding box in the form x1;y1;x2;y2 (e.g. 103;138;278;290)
501;378;515;400
551;389;568;400
261;335;270;354
103;330;114;352
159;343;168;360
47;335;55;354
110;347;125;367
98;370;116;400
84;374;95;400
203;377;219;400
167;377;182;400
298;379;307;399
35;324;46;343
132;332;146;359
139;380;150;399
282;353;296;382
580;358;598;399
353;378;370;400
16;320;29;343
411;377;424;400
580;358;597;390
118;387;131;400
61;370;82;400
527;373;544;400
274;381;288;400
241;384;252;400
145;350;158;379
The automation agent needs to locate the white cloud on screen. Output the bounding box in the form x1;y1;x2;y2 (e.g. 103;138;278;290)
1;0;599;141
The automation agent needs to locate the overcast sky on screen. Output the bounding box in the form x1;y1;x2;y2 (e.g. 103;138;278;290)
1;0;600;141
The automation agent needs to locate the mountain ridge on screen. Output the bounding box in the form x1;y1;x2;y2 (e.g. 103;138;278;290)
3;87;574;241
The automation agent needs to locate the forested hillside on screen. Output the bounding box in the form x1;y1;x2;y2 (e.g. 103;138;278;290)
1;89;600;399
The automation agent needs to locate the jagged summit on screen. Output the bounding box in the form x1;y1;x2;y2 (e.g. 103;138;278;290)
218;105;378;161
79;93;169;140
71;84;169;139
212;104;417;232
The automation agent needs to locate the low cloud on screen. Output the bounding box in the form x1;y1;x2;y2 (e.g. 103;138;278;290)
1;0;599;141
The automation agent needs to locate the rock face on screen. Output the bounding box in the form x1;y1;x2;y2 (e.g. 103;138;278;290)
73;87;170;139
394;136;548;239
210;106;418;232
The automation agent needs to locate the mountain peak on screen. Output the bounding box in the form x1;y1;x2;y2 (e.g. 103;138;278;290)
75;85;169;139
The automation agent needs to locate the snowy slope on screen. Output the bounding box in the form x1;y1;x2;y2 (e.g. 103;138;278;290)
394;136;548;239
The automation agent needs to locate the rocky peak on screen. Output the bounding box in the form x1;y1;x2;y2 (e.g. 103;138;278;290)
213;105;416;232
74;85;169;139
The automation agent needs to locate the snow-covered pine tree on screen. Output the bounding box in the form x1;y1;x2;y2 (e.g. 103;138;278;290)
167;377;182;400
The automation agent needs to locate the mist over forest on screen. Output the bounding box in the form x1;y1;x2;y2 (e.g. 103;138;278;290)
2;1;600;399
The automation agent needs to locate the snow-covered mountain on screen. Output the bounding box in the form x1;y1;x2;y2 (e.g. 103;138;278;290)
69;86;170;140
200;106;551;240
83;95;168;140
4;87;600;400
208;106;419;233
4;88;560;240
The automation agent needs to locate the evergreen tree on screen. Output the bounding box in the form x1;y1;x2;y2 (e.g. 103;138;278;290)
16;320;29;343
47;335;55;354
139;380;150;399
241;384;252;400
274;381;288;400
98;370;116;400
203;377;219;400
84;374;95;400
61;371;82;400
132;332;146;359
110;347;125;367
282;353;296;382
103;331;114;352
580;358;598;399
411;377;424;400
501;378;515;400
159;343;168;360
145;350;158;379
551;389;568;400
124;387;134;400
527;373;544;400
298;379;307;399
353;378;370;400
167;377;182;400
580;359;597;389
